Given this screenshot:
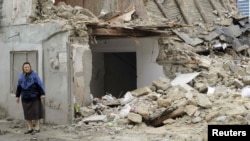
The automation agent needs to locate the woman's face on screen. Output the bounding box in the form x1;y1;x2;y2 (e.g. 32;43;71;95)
23;64;31;73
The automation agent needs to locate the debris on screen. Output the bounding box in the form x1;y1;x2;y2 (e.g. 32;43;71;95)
119;92;135;105
171;72;200;86
173;30;203;46
82;115;107;123
119;104;131;118
241;86;250;98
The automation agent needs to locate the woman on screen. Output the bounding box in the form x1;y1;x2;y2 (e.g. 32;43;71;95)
16;62;45;135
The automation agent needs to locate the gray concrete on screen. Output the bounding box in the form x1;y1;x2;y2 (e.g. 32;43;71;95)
43;31;71;124
1;0;33;26
0;20;72;124
71;44;93;106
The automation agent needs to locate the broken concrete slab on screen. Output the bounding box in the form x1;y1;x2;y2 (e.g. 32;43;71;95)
203;30;221;41
127;113;142;124
195;94;212;108
219;18;233;26
131;87;152;97
82;115;107;122
173;30;203;46
171;72;200;86
184;105;199;116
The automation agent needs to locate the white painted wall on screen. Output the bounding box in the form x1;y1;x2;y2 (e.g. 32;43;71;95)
136;38;165;87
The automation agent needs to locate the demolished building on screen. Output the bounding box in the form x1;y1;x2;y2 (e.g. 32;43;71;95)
0;0;250;129
0;0;167;124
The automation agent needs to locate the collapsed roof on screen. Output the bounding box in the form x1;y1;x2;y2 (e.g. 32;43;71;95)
88;0;246;37
34;0;246;38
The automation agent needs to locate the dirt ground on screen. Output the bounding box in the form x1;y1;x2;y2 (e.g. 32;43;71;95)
0;118;207;141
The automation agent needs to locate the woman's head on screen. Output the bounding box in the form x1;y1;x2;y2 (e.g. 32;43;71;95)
22;62;32;74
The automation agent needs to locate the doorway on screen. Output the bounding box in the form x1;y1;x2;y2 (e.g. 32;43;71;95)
10;51;38;94
90;52;137;98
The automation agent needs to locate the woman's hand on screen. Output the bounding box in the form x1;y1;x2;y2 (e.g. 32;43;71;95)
40;95;45;99
16;97;20;103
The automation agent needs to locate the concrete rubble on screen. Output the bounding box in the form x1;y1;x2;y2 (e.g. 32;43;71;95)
32;0;250;127
57;1;250;132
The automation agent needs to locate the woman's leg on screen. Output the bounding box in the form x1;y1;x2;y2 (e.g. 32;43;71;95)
24;120;33;134
34;119;40;131
27;120;33;130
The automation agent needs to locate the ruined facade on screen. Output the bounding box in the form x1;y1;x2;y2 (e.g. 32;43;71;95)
0;0;249;125
0;0;165;124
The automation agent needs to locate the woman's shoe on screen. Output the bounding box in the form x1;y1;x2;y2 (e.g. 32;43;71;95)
24;129;33;134
31;130;40;135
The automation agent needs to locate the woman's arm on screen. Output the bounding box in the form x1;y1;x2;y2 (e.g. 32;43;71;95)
16;85;21;103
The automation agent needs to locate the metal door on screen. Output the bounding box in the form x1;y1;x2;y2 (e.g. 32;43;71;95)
10;51;38;94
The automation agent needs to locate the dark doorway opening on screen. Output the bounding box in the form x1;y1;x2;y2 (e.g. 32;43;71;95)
91;52;137;98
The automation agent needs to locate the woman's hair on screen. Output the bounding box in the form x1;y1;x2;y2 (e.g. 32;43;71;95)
22;61;32;73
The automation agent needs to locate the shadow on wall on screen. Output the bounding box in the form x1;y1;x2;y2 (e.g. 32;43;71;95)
0;106;8;119
0;0;3;20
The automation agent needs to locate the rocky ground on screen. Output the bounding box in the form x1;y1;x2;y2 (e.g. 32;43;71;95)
1;82;249;141
0;118;207;141
1;90;250;141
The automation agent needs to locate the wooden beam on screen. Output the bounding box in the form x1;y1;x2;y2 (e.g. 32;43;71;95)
148;107;185;127
88;27;160;37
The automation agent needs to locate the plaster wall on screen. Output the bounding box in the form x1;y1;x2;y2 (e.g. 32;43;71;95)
43;31;70;124
136;38;165;87
71;44;93;107
1;0;33;26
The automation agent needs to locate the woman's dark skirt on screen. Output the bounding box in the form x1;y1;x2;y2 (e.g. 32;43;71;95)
21;98;44;120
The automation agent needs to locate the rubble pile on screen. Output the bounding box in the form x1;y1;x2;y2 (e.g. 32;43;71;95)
61;2;250;131
66;2;250;134
32;0;98;22
29;0;98;40
74;74;250;129
156;17;250;91
30;0;250;133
